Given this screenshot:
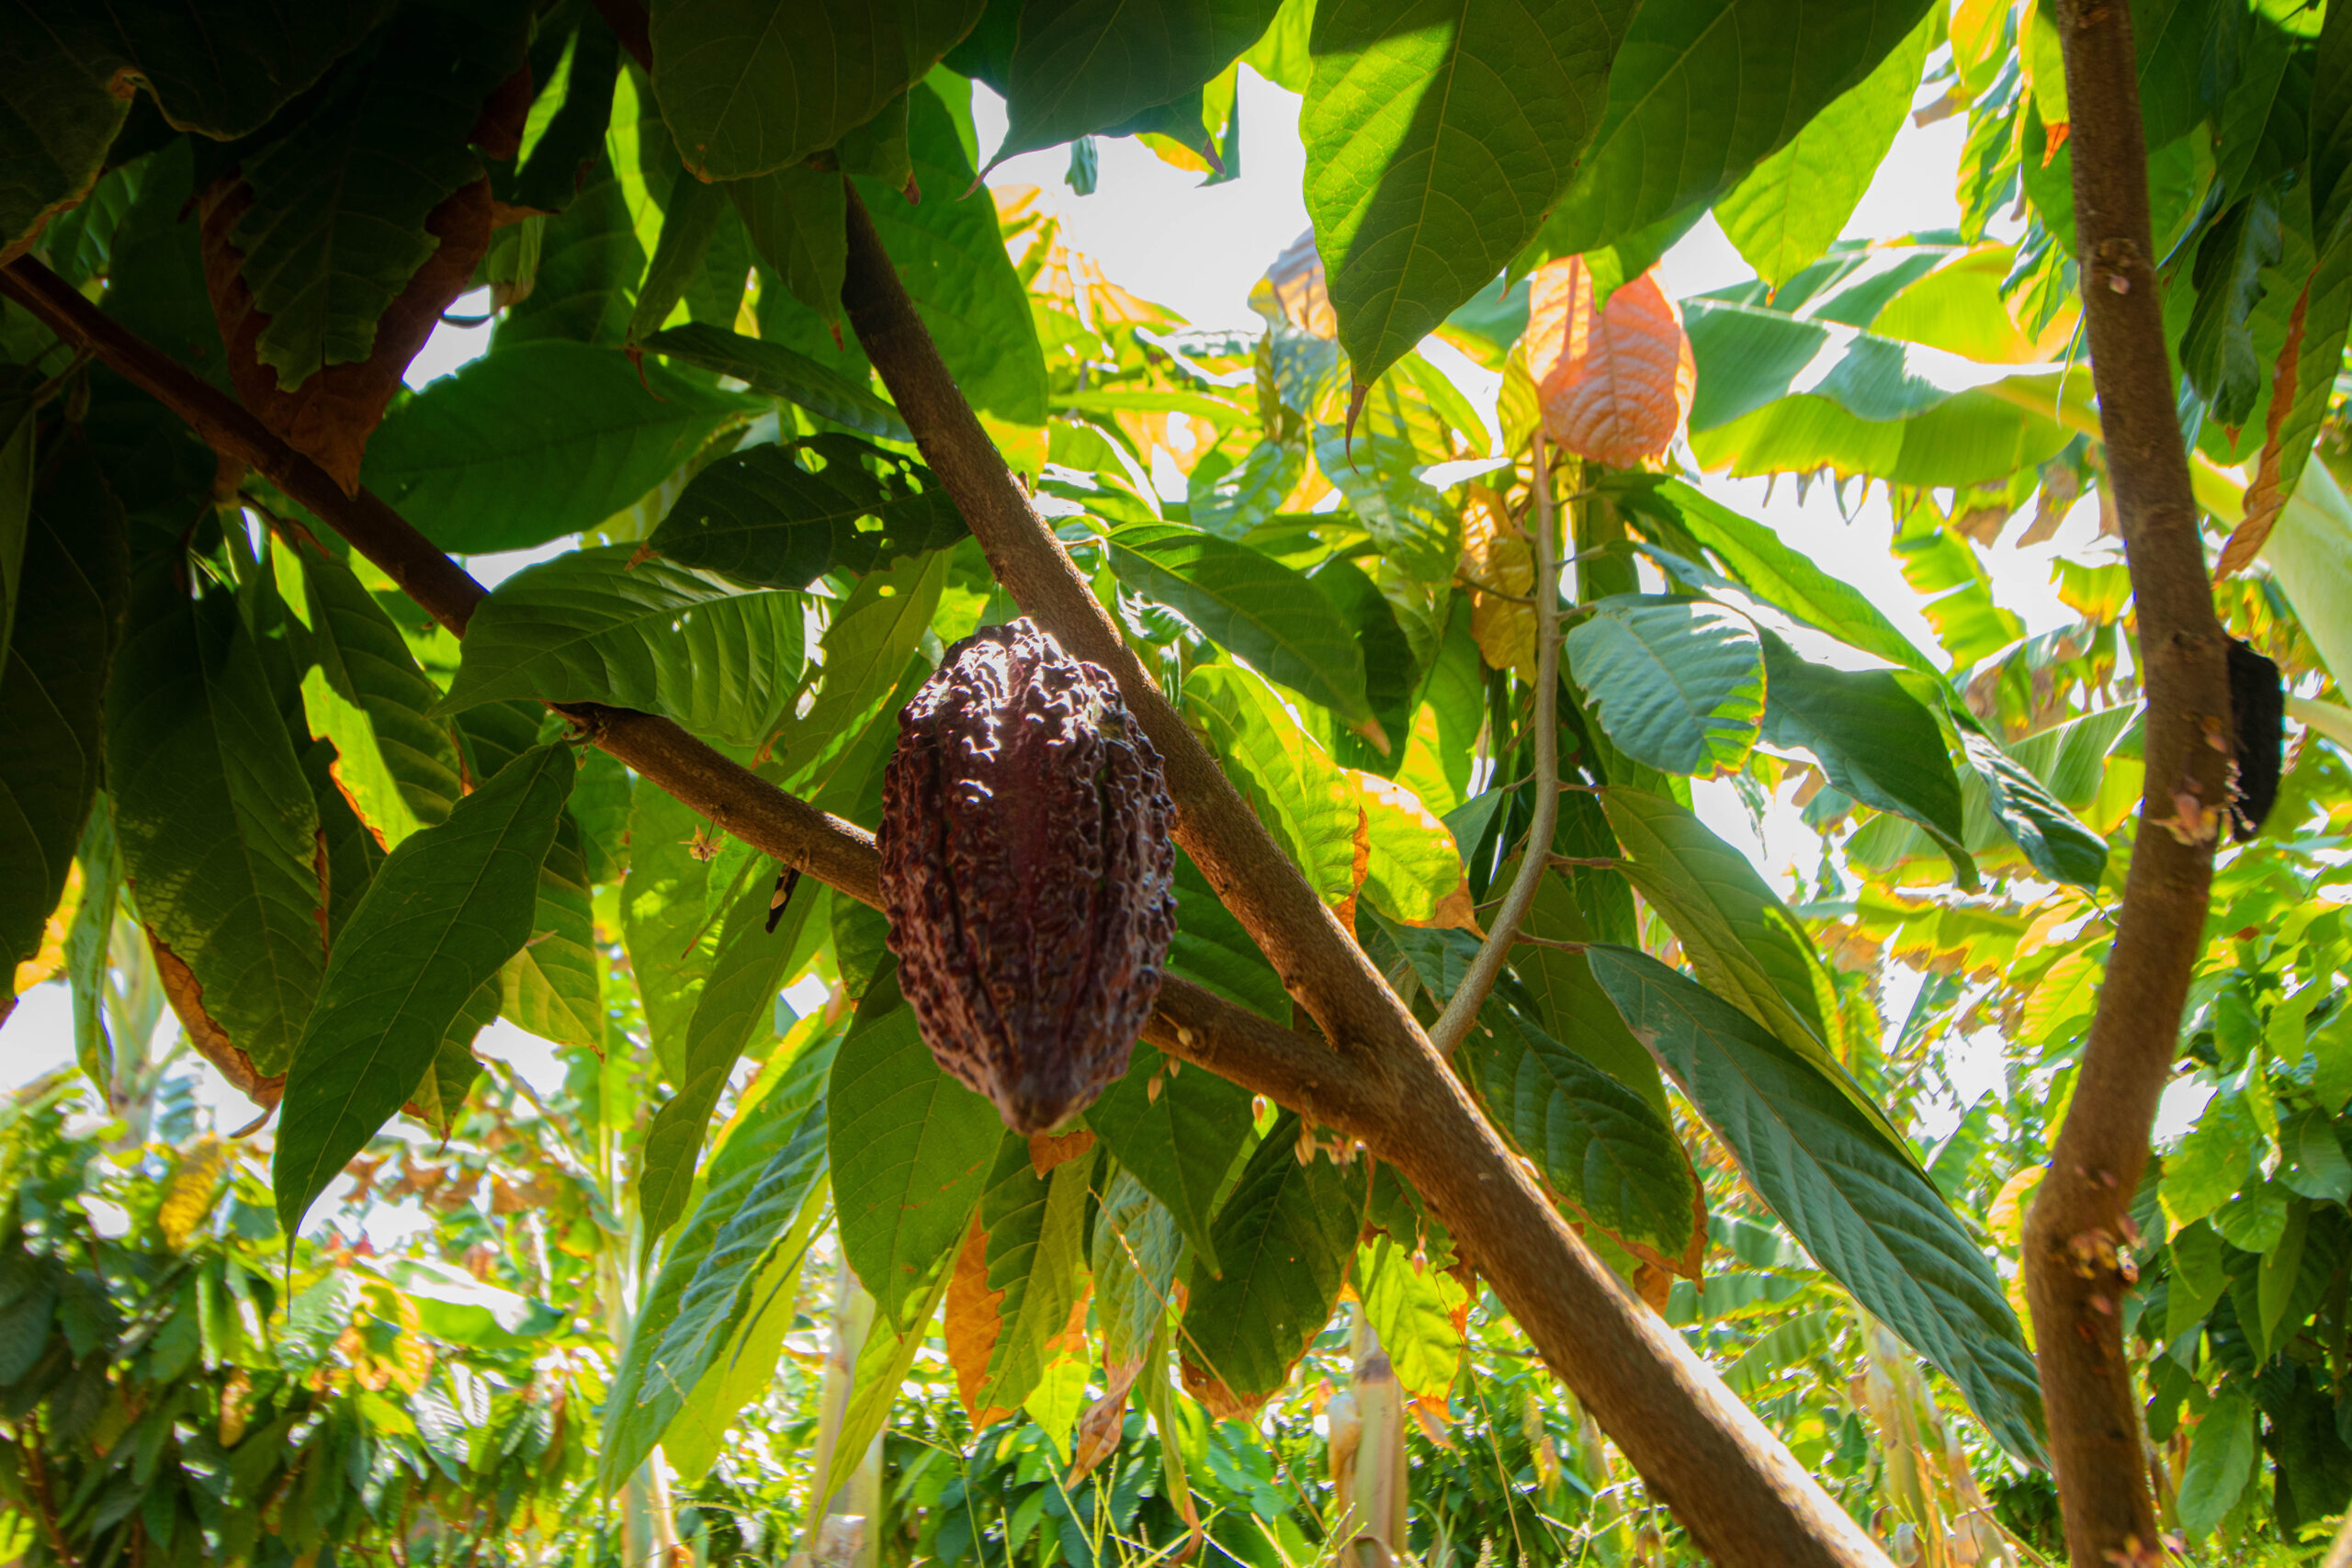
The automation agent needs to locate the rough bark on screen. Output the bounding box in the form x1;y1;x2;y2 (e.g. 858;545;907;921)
6;218;1895;1563
833;188;1890;1566
2022;6;2234;1564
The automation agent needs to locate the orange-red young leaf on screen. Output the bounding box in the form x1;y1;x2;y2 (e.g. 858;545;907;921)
1524;256;1694;467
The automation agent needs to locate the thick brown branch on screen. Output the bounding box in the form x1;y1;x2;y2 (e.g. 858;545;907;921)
2027;6;2235;1563
836;184;1890;1567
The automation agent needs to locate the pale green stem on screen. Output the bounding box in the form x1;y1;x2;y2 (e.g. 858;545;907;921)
1430;430;1562;1057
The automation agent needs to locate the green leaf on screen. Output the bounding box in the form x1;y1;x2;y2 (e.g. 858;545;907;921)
1600;788;1918;1158
406;979;498;1137
1460;1000;1696;1264
2160;1077;2260;1229
0;2;393;251
652;434;964;591
638;867;814;1249
622;786;723;1081
276;545;461;848
602;1088;831;1490
648;0;984;181
1108;524;1372;725
1304;0;1633;388
1713;11;1930;288
1085;1040;1254;1275
224;6;528;389
495;156;644;349
1;439;126;976
63;803;119;1088
854;85;1050;426
826;1246;956;1498
1190;439;1304;538
276;745;576;1233
1507;871;1662;1105
728;164;849;319
1615;477;1940;677
440;545;805;750
994;0;1283;164
499;817;602;1053
1178;1113;1363;1417
2281;1110;2352;1204
0;394;34;666
765;550;947;793
1585;944;2043;1461
508;17;624;215
1093;1166;1184;1373
2182;191;2287;429
1529;0;1938;263
965;1138;1096;1418
626;170;729;347
643;324;910;441
1954;726;2109;891
829;962;1006;1319
359;341;755;555
1563;594;1763;777
1166;851;1291;1021
1309;558;1418;774
109;583;321;1077
1357;1231;1465;1401
1758;632;1973;886
2178;1391;2256;1536
1183;660;1359;908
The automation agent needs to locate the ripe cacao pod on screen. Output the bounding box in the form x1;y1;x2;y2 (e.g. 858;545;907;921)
877;619;1178;1132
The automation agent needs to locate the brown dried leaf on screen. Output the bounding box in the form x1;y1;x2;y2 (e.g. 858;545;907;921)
1028;1128;1097;1178
201;175;496;492
944;1213;1013;1427
1524;255;1694;467
148;929;284;1111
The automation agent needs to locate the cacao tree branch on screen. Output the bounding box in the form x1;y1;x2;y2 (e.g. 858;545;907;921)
0;254;1371;1139
1429;432;1561;1057
2024;6;2235;1562
834;185;1893;1568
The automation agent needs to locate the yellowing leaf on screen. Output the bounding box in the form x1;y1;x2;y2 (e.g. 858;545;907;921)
1524;256;1694;467
1351;772;1469;928
1461;484;1534;679
12;860;76;995
159;1135;232;1251
944;1213;1013;1428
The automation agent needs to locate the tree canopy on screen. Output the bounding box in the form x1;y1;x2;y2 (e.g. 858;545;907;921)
2;0;2350;1565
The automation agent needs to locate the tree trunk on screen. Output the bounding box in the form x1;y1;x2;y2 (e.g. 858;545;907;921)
2021;4;2234;1563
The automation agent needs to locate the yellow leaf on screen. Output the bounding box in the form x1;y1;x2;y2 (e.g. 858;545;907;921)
159;1135;231;1251
1461;484;1534;679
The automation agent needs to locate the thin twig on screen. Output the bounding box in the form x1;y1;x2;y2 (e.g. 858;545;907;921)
1430;433;1564;1058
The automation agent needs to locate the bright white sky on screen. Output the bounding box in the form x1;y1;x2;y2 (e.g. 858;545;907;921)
5;67;2111;1130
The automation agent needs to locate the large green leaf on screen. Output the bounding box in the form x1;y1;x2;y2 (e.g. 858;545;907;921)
994;0;1283;163
1166;851;1291;1021
1685;295;2052;434
0;440;126;977
652;434;965;591
624;166;729;348
642;324;910;441
499;817;602;1053
1611;476;1939;676
358;341;755;555
1108;523;1372;726
1506;870;1661;1105
0;395;32;667
1562;594;1763;777
602;1077;832;1490
1183;660;1359;908
275;744;575;1233
1528;0;1938;263
1585;944;2044;1460
829;962;1006;1319
1758;631;1973;886
1954;725;2109;891
1599;788;1920;1160
1085;1040;1254;1274
1178;1112;1362;1417
764;549;947;793
277;546;461;849
1309;557;1418;774
728;164;848;319
1304;0;1633;388
109;583;321;1077
494;156;644;349
1713;11;1930;288
621;786;722;1081
0;1;392;251
1460;1000;1696;1264
854;85;1049;426
648;0;983;180
637;870;814;1248
1093;1165;1185;1371
825;1241;956;1497
440;546;805;750
961;1137;1096;1419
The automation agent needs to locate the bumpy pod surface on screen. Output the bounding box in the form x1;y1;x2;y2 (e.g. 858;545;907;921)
877;619;1178;1132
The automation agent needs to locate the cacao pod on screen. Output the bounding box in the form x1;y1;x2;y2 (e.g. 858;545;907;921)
877;619;1178;1132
